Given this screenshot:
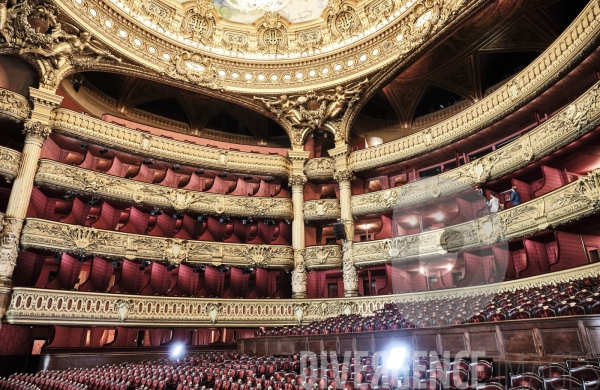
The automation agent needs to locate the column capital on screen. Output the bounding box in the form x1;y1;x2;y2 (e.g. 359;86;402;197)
289;174;308;189
333;170;355;184
23;120;52;143
28;87;63;125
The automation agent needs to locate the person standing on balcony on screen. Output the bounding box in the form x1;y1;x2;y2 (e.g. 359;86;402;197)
510;186;521;206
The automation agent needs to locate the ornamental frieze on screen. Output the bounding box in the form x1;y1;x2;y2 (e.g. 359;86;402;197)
44;0;486;92
0;88;30;122
0;146;21;183
254;79;368;148
351;81;600;216
35;159;293;218
20;218;294;268
7;262;600;326
348;1;600;172
353;169;600;267
304;157;335;180
50;109;291;177
303;199;341;221
0;0;122;90
304;245;343;269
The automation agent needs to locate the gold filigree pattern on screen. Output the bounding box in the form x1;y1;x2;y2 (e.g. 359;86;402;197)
304;157;335;180
0;146;21;183
20;218;294;268
353;169;600;267
351;81;600;216
50;109;291;177
35;159;293;218
0;88;30;122
303;199;341;221
348;1;600;172
304;245;342;269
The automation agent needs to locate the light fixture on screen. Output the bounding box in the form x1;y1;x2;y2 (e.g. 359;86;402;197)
408;216;418;226
171;343;184;358
386;347;407;370
433;211;444;222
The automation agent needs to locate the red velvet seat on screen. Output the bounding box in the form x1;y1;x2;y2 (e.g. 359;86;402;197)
544;376;584;390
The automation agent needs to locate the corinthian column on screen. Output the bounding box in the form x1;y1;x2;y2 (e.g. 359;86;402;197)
330;145;358;297
288;150;309;298
0;88;62;320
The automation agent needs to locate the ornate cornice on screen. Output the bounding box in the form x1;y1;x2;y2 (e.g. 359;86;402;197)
35;159;293;218
45;0;489;93
304;157;335;180
347;1;600;172
354;169;600;267
20;218;294;268
0;147;22;183
303;199;341;221
7;262;600;326
0;88;30;122
305;244;343;269
51;109;291;177
351;81;600;216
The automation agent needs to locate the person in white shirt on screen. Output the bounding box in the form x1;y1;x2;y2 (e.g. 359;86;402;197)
488;192;500;213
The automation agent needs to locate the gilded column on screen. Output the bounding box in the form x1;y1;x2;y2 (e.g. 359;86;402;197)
288;150;309;299
0;88;62;319
330;145;358;297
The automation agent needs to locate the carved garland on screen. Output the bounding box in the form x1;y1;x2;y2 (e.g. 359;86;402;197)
35;159;293;218
19;218;294;268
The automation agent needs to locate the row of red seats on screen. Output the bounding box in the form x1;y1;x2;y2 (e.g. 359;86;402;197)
258;276;600;337
0;379;40;390
9;374;86;390
26;187;291;244
43;136;287;196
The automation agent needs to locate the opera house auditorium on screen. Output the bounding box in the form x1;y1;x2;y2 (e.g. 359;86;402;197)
1;0;600;388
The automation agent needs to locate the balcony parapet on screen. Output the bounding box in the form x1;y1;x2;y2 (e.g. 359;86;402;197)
0;146;21;182
304;158;336;180
0;88;30;122
304;199;341;221
6;262;600;327
354;168;600;266
351;81;600;216
50;109;291;177
35;159;293;219
347;1;600;172
20;218;294;269
305;245;343;269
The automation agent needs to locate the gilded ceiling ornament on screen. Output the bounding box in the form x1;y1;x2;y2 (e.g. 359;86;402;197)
165;51;221;90
326;0;362;43
141;0;175;31
0;0;120;88
180;0;215;45
257;12;287;55
254;78;368;148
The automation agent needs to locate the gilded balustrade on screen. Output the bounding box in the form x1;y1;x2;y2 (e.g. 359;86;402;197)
19;218;294;269
347;1;600;172
352;81;600;216
50;109;291;177
35;160;293;219
354;168;600;266
6;263;600;327
0;146;22;183
0;88;30;123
